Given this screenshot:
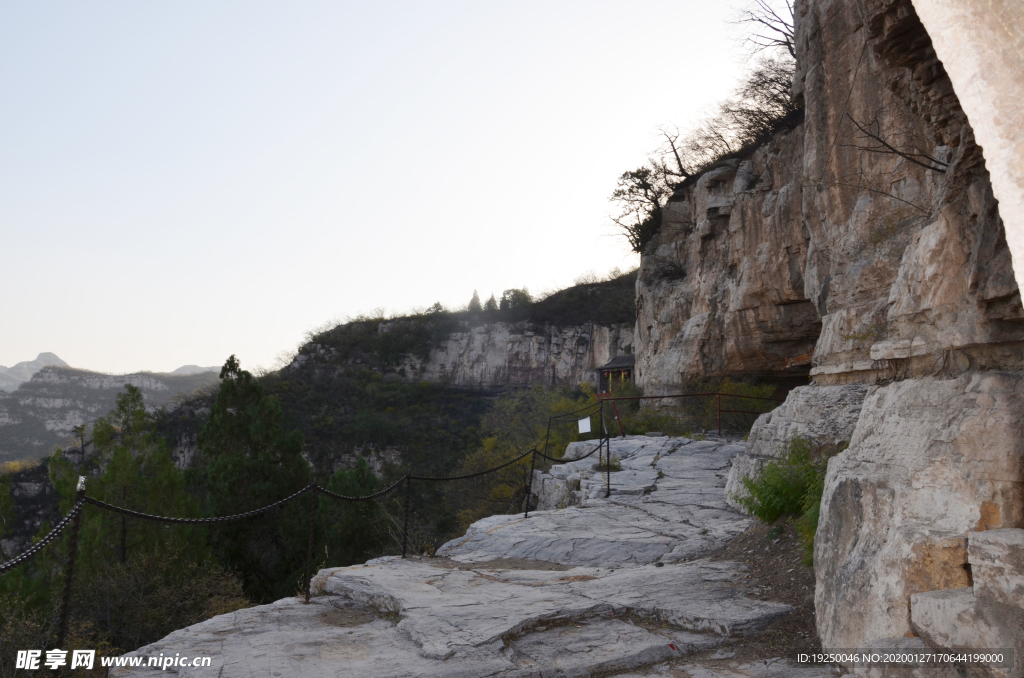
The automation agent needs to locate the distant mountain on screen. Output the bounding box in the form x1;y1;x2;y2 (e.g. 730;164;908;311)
0;352;69;391
0;366;220;463
166;365;220;376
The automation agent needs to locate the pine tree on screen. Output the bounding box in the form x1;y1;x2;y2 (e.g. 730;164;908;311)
319;455;387;566
196;356;310;602
50;385;203;567
468;290;482;313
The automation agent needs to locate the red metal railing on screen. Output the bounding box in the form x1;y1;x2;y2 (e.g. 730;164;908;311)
595;391;785;437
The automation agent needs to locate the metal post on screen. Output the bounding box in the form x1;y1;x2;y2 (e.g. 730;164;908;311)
524;450;537;519
717;394;722;437
57;476;86;649
605;437;611;498
304;485;318;603
401;475;412;558
611;401;625;437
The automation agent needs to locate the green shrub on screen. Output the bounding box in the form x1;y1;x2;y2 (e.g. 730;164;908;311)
733;435;838;565
735;435;816;523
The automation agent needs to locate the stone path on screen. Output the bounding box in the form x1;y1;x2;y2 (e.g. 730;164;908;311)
113;436;843;677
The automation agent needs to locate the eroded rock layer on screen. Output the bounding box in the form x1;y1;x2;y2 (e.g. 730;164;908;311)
637;0;1023;394
657;0;1024;656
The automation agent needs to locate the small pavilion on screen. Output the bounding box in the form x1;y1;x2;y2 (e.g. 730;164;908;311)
598;355;634;393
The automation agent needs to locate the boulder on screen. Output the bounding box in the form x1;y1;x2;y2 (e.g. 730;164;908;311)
969;529;1024;609
909;587;1022;678
815;373;1024;651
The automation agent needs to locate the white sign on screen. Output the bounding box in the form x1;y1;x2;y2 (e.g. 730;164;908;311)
578;417;591;434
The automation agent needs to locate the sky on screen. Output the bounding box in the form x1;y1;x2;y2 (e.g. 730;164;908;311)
2;0;753;374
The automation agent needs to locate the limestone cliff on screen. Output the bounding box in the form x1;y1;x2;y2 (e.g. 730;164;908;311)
688;0;1024;655
635;129;817;392
391;320;634;389
0;366;219;463
637;0;1022;394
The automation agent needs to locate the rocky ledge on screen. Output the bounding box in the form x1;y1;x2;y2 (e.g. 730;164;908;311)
113;436;842;677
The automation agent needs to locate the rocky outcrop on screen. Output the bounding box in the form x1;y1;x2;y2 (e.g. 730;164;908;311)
908;528;1024;678
913;0;1024;294
637;0;1023;396
635;130;818;392
292;319;633;389
724;384;868;511
814;372;1024;649
681;0;1024;656
397;321;634;389
0;352;68;392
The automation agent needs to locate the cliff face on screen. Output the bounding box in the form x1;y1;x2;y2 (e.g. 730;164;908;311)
391;321;634;389
679;0;1024;653
0;367;218;463
630;0;1024;652
637;0;1021;397
635;127;817;392
797;0;1023;386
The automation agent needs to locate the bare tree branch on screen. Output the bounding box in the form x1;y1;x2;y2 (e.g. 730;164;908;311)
844;113;949;173
732;0;796;58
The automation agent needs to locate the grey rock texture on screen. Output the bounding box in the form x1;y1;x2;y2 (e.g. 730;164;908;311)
290;321;633;390
450;437;751;565
635;0;1023;392
969;528;1024;609
725;385;868;511
910;588;1023;678
407;322;634;389
111;436;818;677
814;372;1024;650
0;352;68;391
913;0;1024;293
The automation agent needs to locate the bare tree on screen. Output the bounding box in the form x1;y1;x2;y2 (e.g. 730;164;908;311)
732;0;796;59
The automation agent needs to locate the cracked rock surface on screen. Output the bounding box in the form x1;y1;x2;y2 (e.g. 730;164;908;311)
112;436;838;677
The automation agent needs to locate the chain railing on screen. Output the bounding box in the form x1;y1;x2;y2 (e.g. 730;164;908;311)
0;391;782;648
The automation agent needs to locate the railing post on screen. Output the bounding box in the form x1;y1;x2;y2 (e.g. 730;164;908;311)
524;449;537;519
717;394;722;437
304;485;318;603
57;476;86;649
401;475;412;559
598;436;606;499
611;401;625;437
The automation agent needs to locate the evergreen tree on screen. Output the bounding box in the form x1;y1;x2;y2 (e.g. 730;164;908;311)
319;455;387;566
483;294;498;312
468;290;482;313
197;356;310;602
0;385;247;656
50;385;203;568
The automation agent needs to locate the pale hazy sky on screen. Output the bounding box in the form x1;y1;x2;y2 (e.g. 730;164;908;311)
2;1;752;374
